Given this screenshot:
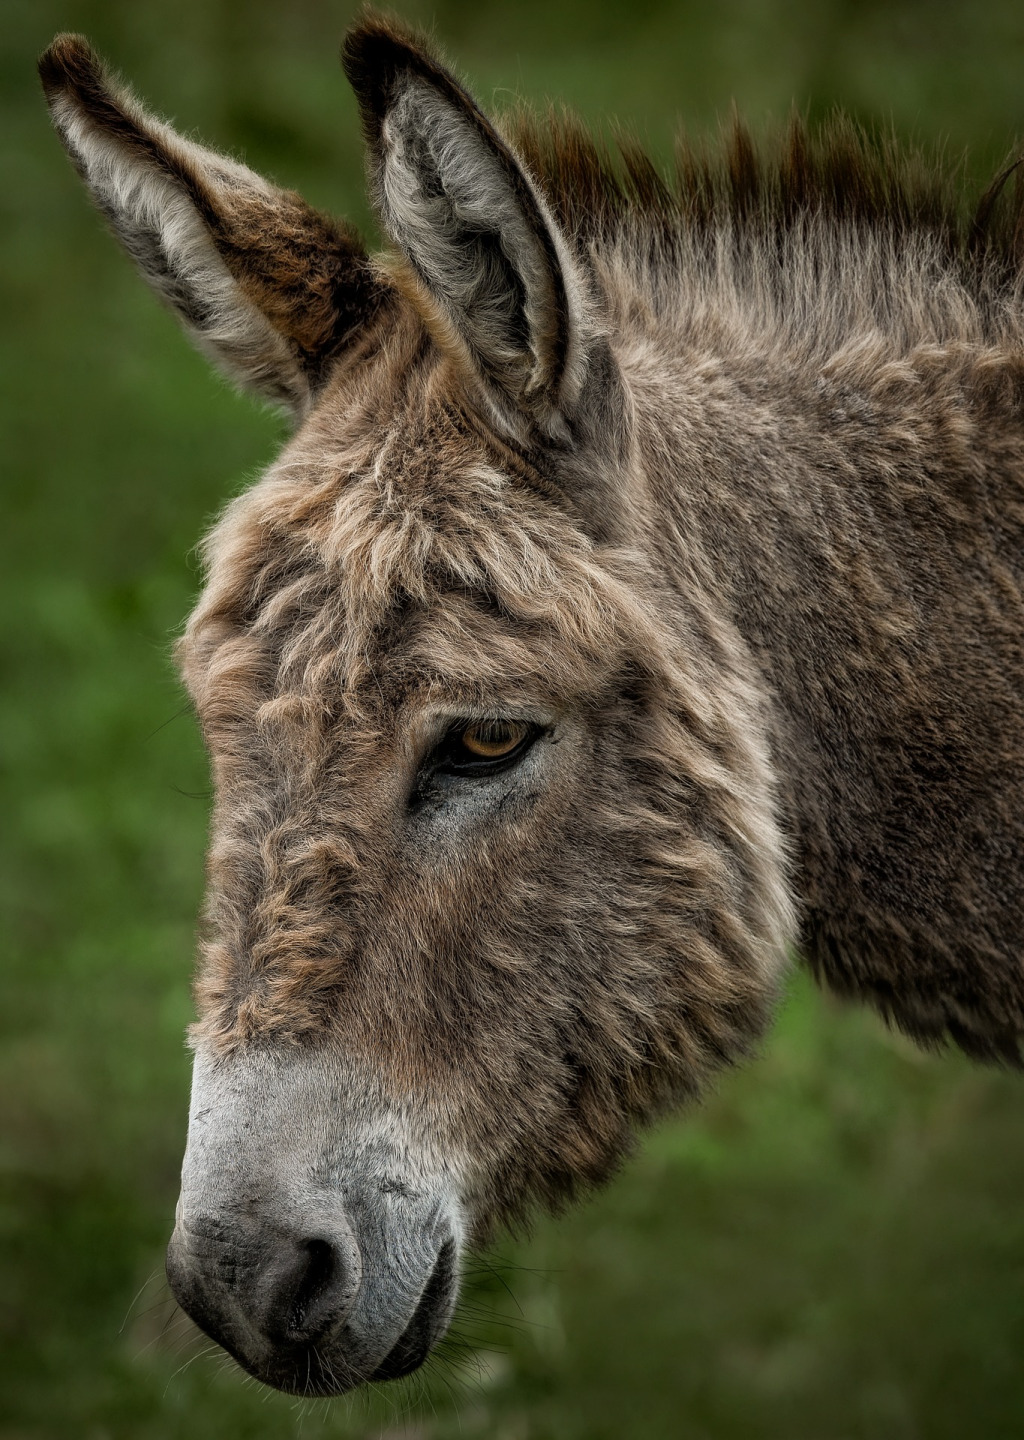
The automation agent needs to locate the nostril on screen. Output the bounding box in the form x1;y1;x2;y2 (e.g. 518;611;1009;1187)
263;1236;356;1348
289;1239;337;1337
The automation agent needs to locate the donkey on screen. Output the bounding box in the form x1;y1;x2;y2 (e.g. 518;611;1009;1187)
41;14;1024;1397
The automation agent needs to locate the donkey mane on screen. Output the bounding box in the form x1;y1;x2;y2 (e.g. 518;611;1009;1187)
510;108;1024;270
504;109;1024;369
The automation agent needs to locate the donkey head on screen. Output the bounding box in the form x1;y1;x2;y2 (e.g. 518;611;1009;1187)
41;18;793;1396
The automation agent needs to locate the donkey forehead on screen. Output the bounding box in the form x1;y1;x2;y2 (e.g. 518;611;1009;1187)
181;404;624;715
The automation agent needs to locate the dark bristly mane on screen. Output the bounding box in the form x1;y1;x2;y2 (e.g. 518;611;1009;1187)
507;108;1024;279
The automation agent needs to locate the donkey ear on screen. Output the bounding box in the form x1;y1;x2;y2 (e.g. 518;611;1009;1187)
342;19;589;444
39;35;379;416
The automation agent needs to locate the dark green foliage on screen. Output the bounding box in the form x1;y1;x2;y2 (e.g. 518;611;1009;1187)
4;0;1024;1434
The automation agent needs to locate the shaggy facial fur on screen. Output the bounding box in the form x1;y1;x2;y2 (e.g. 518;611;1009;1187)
40;10;1024;1397
180;314;792;1221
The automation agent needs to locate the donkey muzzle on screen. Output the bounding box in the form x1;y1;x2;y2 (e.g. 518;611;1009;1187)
167;1047;463;1394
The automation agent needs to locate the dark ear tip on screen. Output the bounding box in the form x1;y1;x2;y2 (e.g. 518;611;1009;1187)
341;11;439;122
342;13;417;77
38;33;102;97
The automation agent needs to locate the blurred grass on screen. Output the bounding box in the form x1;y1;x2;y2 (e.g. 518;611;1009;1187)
4;0;1024;1436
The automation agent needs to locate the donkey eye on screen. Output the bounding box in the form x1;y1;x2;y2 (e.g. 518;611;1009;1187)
462;720;527;758
437;719;538;774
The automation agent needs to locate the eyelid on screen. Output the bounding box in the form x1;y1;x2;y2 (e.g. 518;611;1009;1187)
409;701;556;748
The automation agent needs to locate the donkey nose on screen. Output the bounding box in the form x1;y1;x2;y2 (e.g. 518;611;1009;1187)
260;1236;354;1346
166;1216;361;1354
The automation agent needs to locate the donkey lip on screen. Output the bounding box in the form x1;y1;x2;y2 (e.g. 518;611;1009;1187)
235;1345;362;1398
175;1235;461;1397
369;1237;459;1382
225;1239;458;1397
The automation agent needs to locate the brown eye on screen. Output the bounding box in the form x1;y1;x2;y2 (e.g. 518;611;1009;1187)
460;720;528;758
432;718;541;777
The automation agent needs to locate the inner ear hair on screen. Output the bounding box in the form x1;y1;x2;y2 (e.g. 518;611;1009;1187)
343;17;589;444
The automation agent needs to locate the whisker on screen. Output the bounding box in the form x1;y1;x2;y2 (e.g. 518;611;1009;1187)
162;1340;223;1396
118;1267;162;1333
143;704;192;743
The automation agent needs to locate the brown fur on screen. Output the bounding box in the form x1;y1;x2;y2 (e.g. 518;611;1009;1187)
42;16;1024;1242
509;105;1024;271
181;308;790;1230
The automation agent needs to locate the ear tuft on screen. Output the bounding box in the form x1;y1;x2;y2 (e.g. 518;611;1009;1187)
342;18;438;147
38;33;101;97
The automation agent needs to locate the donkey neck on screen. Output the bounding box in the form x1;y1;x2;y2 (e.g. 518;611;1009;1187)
625;302;1024;1052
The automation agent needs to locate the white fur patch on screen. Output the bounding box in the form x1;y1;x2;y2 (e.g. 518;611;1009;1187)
179;1044;467;1237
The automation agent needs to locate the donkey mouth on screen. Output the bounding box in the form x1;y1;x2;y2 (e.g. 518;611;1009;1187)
167;1047;466;1396
369;1237;459;1381
266;1236;459;1395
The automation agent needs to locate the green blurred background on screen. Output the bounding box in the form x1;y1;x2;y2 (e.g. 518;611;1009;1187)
5;1;1024;1436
